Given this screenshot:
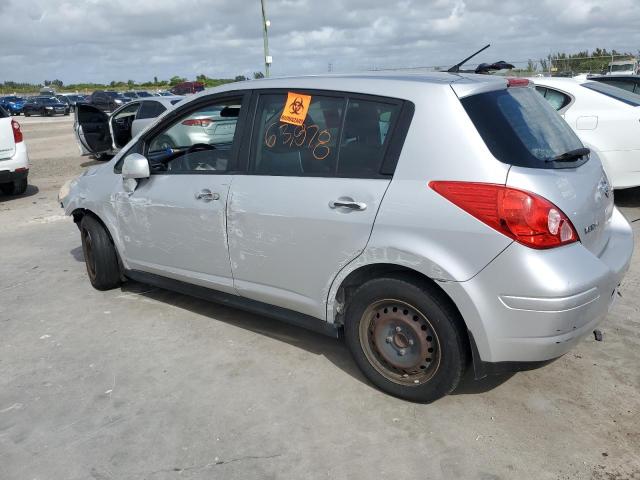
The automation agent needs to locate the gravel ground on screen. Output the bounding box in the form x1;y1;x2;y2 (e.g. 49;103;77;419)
1;116;639;480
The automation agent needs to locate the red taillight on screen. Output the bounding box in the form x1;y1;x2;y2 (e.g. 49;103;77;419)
429;181;578;249
507;77;530;87
11;119;23;143
181;118;213;127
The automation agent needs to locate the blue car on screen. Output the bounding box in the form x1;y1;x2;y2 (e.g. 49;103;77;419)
0;96;25;115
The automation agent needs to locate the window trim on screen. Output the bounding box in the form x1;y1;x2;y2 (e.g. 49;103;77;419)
137;91;251;176
242;88;413;179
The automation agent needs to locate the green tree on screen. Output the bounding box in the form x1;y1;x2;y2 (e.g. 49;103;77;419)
253;71;265;79
169;75;186;86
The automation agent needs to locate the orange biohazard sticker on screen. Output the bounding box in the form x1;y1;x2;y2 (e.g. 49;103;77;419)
280;92;311;126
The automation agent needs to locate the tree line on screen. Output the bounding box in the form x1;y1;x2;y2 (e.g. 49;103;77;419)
0;72;266;94
513;48;638;75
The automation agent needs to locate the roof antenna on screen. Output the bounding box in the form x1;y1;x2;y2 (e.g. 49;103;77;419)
448;44;491;73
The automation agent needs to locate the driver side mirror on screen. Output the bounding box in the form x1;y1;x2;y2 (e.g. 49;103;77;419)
121;153;150;180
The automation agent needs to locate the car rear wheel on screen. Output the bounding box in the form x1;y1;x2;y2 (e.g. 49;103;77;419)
0;179;27;196
80;215;121;290
344;275;468;403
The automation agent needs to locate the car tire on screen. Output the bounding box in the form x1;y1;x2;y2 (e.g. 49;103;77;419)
80;215;121;291
24;112;30;117
94;152;112;161
0;178;27;196
344;275;468;403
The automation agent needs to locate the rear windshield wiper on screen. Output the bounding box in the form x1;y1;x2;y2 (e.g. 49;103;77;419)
547;147;590;163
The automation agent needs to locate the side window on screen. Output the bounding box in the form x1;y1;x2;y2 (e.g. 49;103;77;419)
252;93;344;176
146;97;243;174
540;87;571;111
114;102;140;121
337;99;400;177
137;101;166;120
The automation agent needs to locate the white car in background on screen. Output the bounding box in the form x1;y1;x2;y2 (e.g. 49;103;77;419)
74;96;183;159
0;105;29;195
530;76;640;189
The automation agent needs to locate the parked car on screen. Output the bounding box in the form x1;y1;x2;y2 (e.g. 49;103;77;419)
122;91;139;101
59;74;633;403
56;94;86;112
588;75;640;95
0;106;29;195
156;91;174;97
74;96;183;159
0;96;25;115
39;86;56;97
88;90;128;112
170;81;205;95
135;91;153;98
23;96;69;116
530;76;640;189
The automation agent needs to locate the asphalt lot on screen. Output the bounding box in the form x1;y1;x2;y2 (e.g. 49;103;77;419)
1;115;639;480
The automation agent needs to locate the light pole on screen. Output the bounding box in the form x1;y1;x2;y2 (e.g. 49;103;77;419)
260;0;271;77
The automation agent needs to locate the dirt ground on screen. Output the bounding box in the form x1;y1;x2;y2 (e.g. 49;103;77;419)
1;115;639;480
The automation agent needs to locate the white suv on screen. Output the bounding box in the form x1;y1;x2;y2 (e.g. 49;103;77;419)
59;74;632;402
0;106;29;195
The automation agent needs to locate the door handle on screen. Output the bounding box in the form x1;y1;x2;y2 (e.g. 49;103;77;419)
329;199;367;211
195;189;220;202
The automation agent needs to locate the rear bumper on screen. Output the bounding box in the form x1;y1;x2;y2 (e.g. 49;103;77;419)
0;168;28;183
439;207;633;365
0;142;29;180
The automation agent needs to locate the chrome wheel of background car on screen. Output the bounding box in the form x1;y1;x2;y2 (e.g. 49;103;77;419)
359;299;441;386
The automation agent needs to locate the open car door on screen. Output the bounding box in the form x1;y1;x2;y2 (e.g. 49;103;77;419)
74;104;112;155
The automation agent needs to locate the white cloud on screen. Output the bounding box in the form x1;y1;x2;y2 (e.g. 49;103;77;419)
1;0;639;84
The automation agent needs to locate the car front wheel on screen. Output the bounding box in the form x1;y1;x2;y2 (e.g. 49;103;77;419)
344;275;468;403
80;215;121;290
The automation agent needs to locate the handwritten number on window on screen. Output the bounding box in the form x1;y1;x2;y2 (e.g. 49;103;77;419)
264;122;331;160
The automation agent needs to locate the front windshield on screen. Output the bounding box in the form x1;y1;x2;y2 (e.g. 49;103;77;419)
611;63;635;72
582;81;640;107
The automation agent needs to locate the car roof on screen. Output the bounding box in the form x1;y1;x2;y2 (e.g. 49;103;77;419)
188;72;509;102
140;96;183;105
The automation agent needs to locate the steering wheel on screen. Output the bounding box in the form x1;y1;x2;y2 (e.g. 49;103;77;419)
185;143;218;171
187;143;216;153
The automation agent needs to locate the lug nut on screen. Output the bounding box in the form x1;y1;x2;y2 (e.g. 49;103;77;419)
386;336;392;343
398;349;406;356
408;339;414;346
395;326;402;333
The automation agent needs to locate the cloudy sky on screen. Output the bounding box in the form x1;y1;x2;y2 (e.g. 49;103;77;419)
2;0;640;84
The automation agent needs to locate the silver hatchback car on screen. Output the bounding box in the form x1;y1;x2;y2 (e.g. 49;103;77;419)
59;74;633;402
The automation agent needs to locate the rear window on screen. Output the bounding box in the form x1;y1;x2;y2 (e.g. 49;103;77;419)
582;81;640;107
461;87;584;169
